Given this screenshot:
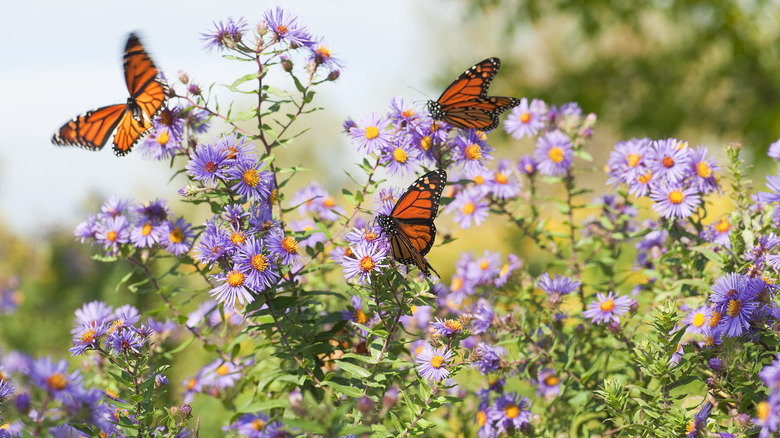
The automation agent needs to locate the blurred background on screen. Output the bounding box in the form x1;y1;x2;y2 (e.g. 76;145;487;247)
2;0;780;433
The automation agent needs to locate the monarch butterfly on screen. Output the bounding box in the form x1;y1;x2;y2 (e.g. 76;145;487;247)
426;57;520;131
52;33;168;156
376;169;447;277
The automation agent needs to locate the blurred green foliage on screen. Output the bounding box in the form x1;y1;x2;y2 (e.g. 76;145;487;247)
459;0;780;152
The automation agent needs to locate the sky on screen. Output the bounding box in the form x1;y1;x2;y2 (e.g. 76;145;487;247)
0;0;476;236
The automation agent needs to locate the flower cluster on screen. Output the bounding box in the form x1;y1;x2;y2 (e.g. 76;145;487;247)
75;197;194;256
138;105;211;161
756;355;780;437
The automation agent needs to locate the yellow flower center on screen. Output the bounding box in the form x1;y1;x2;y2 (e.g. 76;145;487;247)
430;355;444;368
519;112;531;123
465;144;482;161
697;161;712;178
316;44;331;60
480;260;490;270
445;319;463;332
548;146;564;163
80;328;97;344
462;202;476;215
420;135;432;151
626;153;641;168
106;231;118;242
715;217;730;233
477;410;487;427
393;147;408;163
495;172;509;184
323;198;335;208
600;298;615;312
242;169;260;188
359;256;375;272
472;175;484;185
110;319;125;333
187;378;197;390
231;231;246;246
169;227;184;243
638;170;653;184
46;373;68;391
451;277;463;292
140;222;153;236
727;299;742;317
216;364;229;376
364;126;379;140
708;310;721;327
685;420;695;434
668;190;684;205
505;404;520;419
758;401;770;421
524;163;534;173
355;309;369;324
156;130;170;146
544;375;559;386
662;156;675;168
227;271;245;287
251;254;268;272
269;189;279;205
252;419;266;431
282;236;298;254
693;313;706;327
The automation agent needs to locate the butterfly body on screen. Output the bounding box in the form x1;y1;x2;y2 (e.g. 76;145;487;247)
52;33;168;156
377;170;447;277
426;57;520;131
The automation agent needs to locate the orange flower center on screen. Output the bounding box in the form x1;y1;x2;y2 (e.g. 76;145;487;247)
141;222;153;236
282;236;298;254
252;419;266;431
462;202;476;215
519;112;531;123
600;298;615;312
242;169;260;188
169;227;184;243
430;355;444;368
477;410;487;427
226;271;245;287
495;172;509;184
626;153;641;168
465;144;482;161
323;198;335;208
275;24;288;35
715;217;730;233
46;373;68;391
359;256;375;272
80;328;97;344
662;156;675;168
419;136;432;151
106;231;118;242
758;401;770;421
668;190;684;205
697;161;712;178
548;147;564;163
354;309;369;324
231;231;246;246
364;126;379;140
544;375;559;386
638;170;653;184
216;364;229;375
156;130;170;146
505;404;520;419
251;254;268;272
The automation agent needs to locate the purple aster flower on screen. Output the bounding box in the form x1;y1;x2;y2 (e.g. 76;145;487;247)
388;96;423;126
75;214;100;243
745;234;780;267
606;138;652;186
755;393;780;438
349;113;392;154
537;273;580;306
341;295;371;335
756;175;780;206
374;186;405;216
98;196;131;220
73;301;114;333
682;305;710;336
635;226;668;267
485;159;521;199
582;291;633;325
517;154;537;175
649;183;701;220
194;220;232;267
210;265;255;306
760;354;780;392
503;98;547;140
649;138;691;184
380;138;421;177
487;392;531;434
235;236;279;292
308;37;342;71
472;342;505;374
201;17;248;52
70;321;109;356
709;273;760;338
215;133;257;164
770;139;780;161
345;224;385;249
261;7;315;47
415;343;454;381
686;402;712;438
266;230;304;270
471;298;494;334
290;181;344;221
429;317;464;337
186;142;229;187
341;241;388;285
228;160;273;202
131;198;169;223
628;167;656;198
467;251;503;285
138;108;186;160
200;359;242;390
0;379;13;400
160;217;194;255
495;253;522;287
106;328;144;354
534;368;561;398
701;216;732;248
129;220;163;248
113;304;140;328
688;146;719;194
534;130;573;177
454;130;494;176
231;412;271;437
30;357;83;402
95;216;130;253
445;187;490;229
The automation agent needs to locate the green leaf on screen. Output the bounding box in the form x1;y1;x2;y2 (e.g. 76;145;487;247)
336;360;371;378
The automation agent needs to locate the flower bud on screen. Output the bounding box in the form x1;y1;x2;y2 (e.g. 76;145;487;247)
708;357;723;372
177;71;189;84
280;56;293;73
15;392;30;414
382;388;398;410
289;389;306;417
327;69;341;81
357;396;374;416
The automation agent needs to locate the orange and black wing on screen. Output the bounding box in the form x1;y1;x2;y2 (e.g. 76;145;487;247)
123;32;168;120
438;96;522;131
390;169;447;256
436;58;501;105
52;104;128;150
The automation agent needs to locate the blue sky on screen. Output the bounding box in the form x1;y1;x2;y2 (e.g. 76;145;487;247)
0;1;479;235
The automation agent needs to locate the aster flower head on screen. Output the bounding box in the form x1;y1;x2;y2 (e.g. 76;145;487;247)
214;133;257;164
606;138;652;186
194;220;232;267
342;295;372;334
210;265;255;306
429;317;464;337
504;98;547;140
106;328;144;354
445;187;489;229
375;186;405;216
487;392;532;434
471;298;494;334
649;138;691;184
517;154;537;175
308;36;341;71
682;305;710;336
388;96;423;126
235;236;279;292
760;354;780;392
415;343;454;381
582;291;633;325
745;233;780;266
95;216;131;254
341;240;388;285
454;130;494;176
485;159;521;199
70;321;109;356
291;181;344;221
202;17;248;52
30;357;83;402
472;342;505;375
267;229;304;270
200;359;243;390
231;412;271;437
709;272;761;338
186;142;229;187
537;273;580;305
129;218;164;249
261;7;315;47
227;159;273;202
98;196;132;220
131;198;169;224
688;145;719;194
467;251;503;285
649;183;701;220
534;130;573;177
73;301;114;333
349;113;392;155
380;138;421;177
495;253;522;287
138;108;186;160
755;393;780;438
702;216;732;248
160;217;194;255
75;214;100;243
686;402;712;438
535;369;561;399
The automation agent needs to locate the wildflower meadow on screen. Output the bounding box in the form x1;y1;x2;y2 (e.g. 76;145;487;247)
4;7;780;438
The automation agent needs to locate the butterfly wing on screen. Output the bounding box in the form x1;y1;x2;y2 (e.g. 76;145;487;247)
436;58;501;105
112;111;153;157
123;33;168;120
439;96;522;131
52;104;128;150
